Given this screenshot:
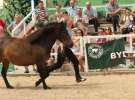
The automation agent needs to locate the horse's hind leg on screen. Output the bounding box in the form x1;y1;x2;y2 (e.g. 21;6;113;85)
1;60;14;89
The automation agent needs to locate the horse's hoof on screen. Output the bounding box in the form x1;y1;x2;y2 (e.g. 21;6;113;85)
43;86;51;90
35;81;40;87
24;71;29;73
33;70;37;73
7;85;14;89
76;78;87;83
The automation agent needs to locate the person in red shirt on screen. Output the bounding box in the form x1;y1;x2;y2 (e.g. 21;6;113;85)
0;18;5;38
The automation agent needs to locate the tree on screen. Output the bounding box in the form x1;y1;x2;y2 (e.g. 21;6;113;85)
2;0;32;25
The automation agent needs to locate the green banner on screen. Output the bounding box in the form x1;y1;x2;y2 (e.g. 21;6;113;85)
86;38;126;69
0;63;15;72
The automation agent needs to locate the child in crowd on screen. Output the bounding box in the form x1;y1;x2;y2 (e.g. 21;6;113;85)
54;4;64;22
120;7;134;34
97;27;112;43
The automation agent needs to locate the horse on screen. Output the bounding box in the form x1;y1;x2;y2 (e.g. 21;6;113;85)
0;22;73;89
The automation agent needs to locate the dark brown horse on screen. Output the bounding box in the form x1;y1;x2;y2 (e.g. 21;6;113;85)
0;22;73;89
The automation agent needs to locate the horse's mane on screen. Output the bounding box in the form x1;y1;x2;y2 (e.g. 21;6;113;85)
26;22;62;44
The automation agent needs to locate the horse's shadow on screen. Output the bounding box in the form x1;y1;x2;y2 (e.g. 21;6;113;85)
51;82;107;90
0;82;107;90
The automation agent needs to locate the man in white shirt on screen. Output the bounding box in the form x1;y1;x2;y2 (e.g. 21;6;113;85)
132;4;135;24
106;0;122;32
7;14;25;37
83;1;99;32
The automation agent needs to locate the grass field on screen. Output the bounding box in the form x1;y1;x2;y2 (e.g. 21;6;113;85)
47;0;135;8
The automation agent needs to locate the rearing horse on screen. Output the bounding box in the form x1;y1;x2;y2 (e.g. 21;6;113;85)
0;22;73;89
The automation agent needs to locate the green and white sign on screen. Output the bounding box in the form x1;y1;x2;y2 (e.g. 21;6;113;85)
86;38;126;69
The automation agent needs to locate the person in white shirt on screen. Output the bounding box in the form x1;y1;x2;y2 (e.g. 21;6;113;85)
74;8;88;35
83;1;99;32
54;4;64;22
7;14;25;37
74;8;85;24
132;4;135;24
106;0;122;32
120;7;134;34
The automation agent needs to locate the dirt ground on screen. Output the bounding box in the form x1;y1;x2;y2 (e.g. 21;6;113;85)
0;74;135;100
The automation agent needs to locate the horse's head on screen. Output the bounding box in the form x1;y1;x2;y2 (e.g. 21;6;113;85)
55;22;73;48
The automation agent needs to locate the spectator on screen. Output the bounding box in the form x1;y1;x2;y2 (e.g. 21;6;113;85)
67;0;77;17
62;11;74;36
104;27;112;35
106;0;122;32
132;4;135;24
35;0;49;28
54;4;64;22
74;8;85;24
0;18;6;38
97;28;107;43
7;14;25;37
128;26;135;44
74;8;88;35
120;7;134;34
97;27;112;43
83;1;99;32
71;29;84;72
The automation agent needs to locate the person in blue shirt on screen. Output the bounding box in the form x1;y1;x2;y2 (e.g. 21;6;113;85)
66;0;77;17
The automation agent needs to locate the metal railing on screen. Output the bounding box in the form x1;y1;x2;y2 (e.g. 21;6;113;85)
11;10;35;37
47;4;134;10
11;0;35;37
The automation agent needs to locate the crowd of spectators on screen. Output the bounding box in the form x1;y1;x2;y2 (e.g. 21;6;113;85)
50;0;135;37
4;0;135;40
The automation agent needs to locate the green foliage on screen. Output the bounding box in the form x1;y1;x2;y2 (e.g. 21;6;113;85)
128;64;135;68
1;0;31;25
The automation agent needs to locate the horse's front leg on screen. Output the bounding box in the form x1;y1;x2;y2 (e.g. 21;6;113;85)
36;63;51;89
35;50;66;87
35;79;42;87
1;60;14;89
